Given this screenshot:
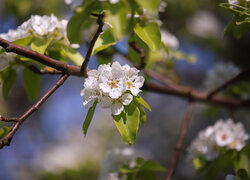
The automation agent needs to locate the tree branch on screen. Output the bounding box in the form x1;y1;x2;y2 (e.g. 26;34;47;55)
207;67;250;99
80;12;104;76
0;74;69;149
166;102;194;180
143;82;246;108
0;38;82;76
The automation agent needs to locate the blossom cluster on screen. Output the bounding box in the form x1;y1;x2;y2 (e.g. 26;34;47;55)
80;61;144;115
188;119;249;161
0;14;68;42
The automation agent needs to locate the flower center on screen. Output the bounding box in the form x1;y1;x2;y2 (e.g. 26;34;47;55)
107;80;119;89
126;81;135;89
221;133;228;141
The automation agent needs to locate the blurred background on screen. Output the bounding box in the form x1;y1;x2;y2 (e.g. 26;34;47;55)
0;0;250;179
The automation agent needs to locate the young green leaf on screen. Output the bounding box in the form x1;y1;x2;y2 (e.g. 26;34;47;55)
1;67;17;99
134;22;161;51
83;100;98;136
136;96;152;112
140;160;166;172
12;36;33;46
105;2;127;40
61;46;84;66
22;67;41;101
0;126;12;139
113;103;140;145
92;28;116;55
135;0;159;14
30;38;52;54
138;105;146;124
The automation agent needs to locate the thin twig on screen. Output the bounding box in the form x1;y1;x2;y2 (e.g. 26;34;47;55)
0;74;69;149
207;67;250;99
80;12;104;76
129;41;146;70
0;116;18;122
0;38;81;76
166;102;194;180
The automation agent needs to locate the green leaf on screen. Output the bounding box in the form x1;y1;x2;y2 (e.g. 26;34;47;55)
12;36;33;46
67;1;100;43
135;96;152;112
92;28;116;55
140;160;166;172
234;153;250;174
171;50;197;63
22;67;41;101
134;22;161;51
83;100;98;136
0;126;12;139
237;169;250;180
1;67;17;99
135;0;159;14
61;46;84;66
105;3;127;40
113;103;140;145
31;38;52;54
224;16;236;36
138;105;146;124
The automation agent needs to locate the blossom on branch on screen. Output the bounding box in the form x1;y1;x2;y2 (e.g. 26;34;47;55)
188;119;249;162
80;61;144;115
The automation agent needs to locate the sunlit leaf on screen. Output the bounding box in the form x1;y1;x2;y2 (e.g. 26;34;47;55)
135;0;159;14
12;36;33;46
83;100;98;136
22;67;41;101
135;96;152;112
138;105;146;124
61;46;84;66
31;38;52;54
92;28;116;55
134;22;161;51
113;103;140;145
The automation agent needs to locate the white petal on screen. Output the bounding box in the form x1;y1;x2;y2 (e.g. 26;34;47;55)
100;96;113;108
99;82;111;93
121;93;133;105
111;103;124;115
110;88;122;99
130;87;141;96
134;76;144;88
87;69;99;77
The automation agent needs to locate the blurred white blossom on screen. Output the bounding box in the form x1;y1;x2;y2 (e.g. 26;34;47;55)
161;30;179;49
188;119;249;162
205;62;240;90
80;61;144;115
187;11;223;38
98;147;135;180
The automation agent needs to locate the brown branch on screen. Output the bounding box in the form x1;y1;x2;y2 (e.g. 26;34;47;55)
142;82;246;108
166;102;194;180
0;116;18;122
0;74;69;149
80;12;104;76
27;64;62;75
207;67;250;99
129;41;146;70
0;38;82;76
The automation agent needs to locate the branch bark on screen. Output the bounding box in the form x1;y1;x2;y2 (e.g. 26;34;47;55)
207;67;250;99
0;74;69;149
80;12;104;76
166;102;194;180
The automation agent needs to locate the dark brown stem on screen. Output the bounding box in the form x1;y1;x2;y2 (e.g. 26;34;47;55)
207;67;250;99
166;102;194;180
0;74;69;149
143;82;246;108
80;12;104;76
129;41;146;70
0;116;18;122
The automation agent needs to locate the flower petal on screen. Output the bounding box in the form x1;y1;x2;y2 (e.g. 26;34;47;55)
111;102;124;115
121;93;133;106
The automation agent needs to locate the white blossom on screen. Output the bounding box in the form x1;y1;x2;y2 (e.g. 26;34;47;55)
81;61;144;115
98;148;135;180
188;119;249;163
161;30;179;49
